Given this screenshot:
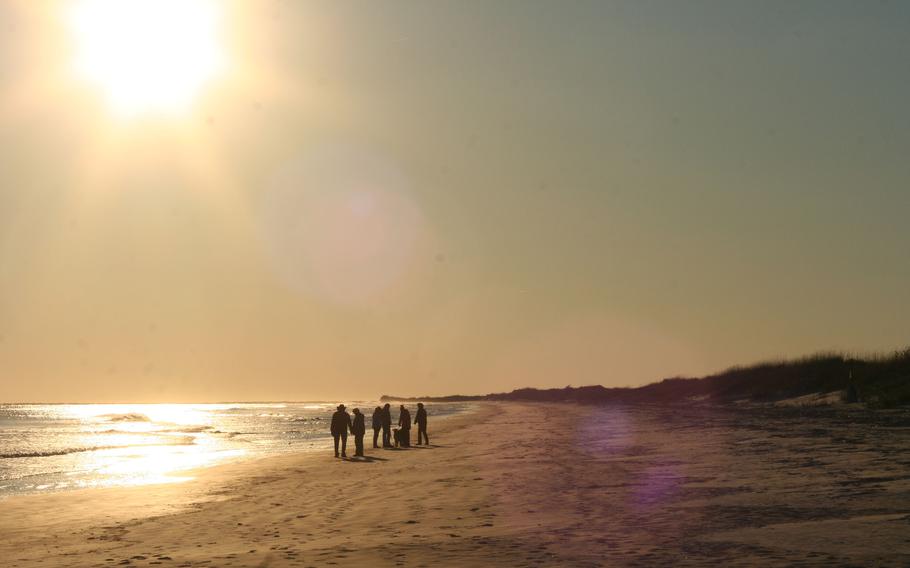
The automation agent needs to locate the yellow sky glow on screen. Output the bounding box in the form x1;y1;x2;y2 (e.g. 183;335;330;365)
0;2;907;403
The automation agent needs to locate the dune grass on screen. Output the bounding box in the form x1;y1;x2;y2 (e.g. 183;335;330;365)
384;348;910;408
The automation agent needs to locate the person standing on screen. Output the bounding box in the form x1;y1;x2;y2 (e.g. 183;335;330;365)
330;404;352;458
398;404;412;448
371;406;383;448
415;402;429;445
351;408;366;457
381;403;393;448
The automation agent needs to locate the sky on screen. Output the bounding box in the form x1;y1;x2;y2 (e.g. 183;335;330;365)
1;0;908;402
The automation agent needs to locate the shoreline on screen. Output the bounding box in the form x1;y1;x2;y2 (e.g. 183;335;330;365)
0;401;480;502
0;403;490;562
2;401;909;567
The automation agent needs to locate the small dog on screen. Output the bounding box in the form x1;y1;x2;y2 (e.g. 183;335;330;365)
392;427;402;448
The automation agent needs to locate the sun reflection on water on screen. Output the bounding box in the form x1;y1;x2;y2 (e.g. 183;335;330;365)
55;404;249;488
1;402;467;496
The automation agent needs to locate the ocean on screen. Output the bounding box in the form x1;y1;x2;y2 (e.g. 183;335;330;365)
0;401;470;498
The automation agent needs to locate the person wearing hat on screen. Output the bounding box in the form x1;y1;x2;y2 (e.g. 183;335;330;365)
414;402;429;446
330;404;353;458
351;408;366;457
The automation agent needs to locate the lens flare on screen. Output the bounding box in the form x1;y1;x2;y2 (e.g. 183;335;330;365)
260;146;427;307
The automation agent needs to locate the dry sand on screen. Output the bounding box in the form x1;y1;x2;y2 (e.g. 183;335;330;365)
2;402;909;567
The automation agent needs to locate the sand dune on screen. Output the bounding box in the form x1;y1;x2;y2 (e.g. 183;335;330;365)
2;402;909;567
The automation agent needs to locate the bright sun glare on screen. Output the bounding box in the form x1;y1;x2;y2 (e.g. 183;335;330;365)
68;0;225;116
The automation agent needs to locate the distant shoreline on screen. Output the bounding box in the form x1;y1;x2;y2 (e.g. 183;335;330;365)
384;347;910;409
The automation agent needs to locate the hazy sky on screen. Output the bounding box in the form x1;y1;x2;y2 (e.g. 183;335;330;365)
1;1;908;402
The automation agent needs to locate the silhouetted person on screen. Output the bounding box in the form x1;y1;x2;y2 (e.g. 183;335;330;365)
330;404;352;458
371;406;383;448
415;402;429;445
381;403;393;448
351;408;366;457
846;383;860;403
398;405;411;447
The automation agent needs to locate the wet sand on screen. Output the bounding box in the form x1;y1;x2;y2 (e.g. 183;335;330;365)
2;402;909;567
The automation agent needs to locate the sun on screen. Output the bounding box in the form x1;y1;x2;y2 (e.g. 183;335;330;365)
67;0;226;116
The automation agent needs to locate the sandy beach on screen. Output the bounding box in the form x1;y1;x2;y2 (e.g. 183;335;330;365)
2;402;909;567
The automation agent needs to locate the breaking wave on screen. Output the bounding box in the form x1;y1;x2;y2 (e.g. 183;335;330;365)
98;413;152;422
1;436;197;460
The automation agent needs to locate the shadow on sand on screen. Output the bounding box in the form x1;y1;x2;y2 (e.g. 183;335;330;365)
341;455;388;463
381;444;443;451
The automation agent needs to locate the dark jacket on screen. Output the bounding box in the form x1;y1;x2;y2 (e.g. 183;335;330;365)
330;410;352;436
381;406;392;428
415;407;427;427
398;408;411;430
371;408;383;430
352;413;366;436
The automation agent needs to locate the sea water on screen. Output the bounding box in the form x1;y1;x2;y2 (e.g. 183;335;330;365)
0;401;469;497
